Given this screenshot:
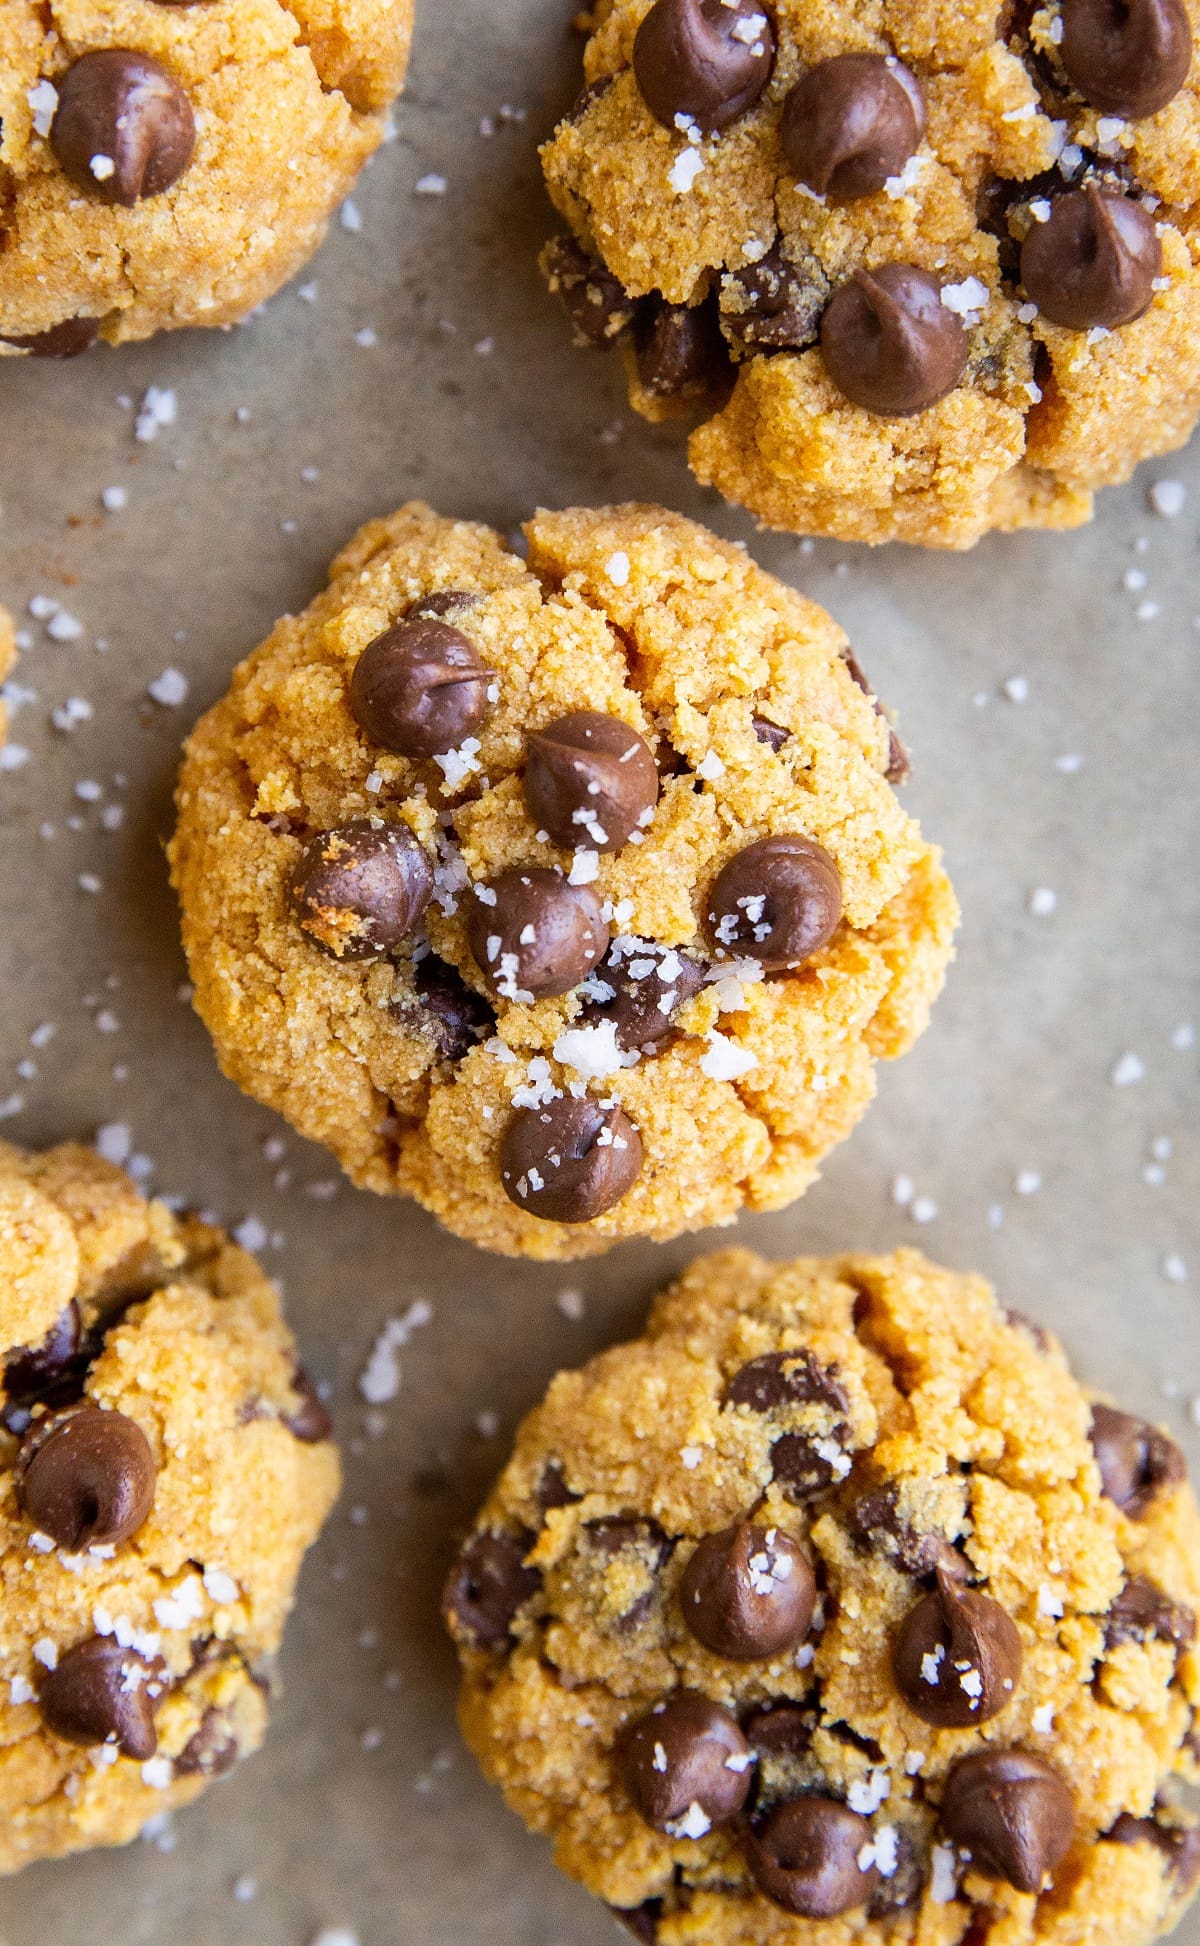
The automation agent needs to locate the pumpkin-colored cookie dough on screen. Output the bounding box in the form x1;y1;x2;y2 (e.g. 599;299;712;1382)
541;0;1200;548
170;501;957;1261
0;1140;339;1875
446;1246;1200;1944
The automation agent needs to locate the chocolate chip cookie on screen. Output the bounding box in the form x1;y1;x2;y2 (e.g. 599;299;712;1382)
0;0;414;354
0;1140;338;1874
445;1246;1200;1943
541;0;1200;547
170;501;957;1260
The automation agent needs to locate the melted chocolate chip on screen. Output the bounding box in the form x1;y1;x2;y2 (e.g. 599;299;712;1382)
1060;0;1192;117
849;1483;963;1579
283;1369;333;1443
748;1797;879;1916
744;1702;815;1758
893;1564;1023;1726
524;711;659;852
408;955;494;1061
635;297;731;400
1;318;101;359
619;1691;753;1832
500;1098;643;1223
940;1749;1075;1892
632;0;776;132
52;51;195;205
840;646;910;783
781;54;926;200
821;264;968;416
39;1636;165;1759
290;822;434;960
706;835;842;969
1090;1403;1186;1517
583;1516;672;1627
725;1348;850;1416
1021;187;1161;330
1103;1575;1196;1650
4;1302;83;1426
1109;1813;1200;1890
16;1404;156;1551
770;1432;847;1501
680;1522;816;1660
542;236;636;348
578;945;706;1052
349;615;496;758
467;869;610;1000
442;1530;540;1651
175;1704;240;1778
752;716;790;752
719;248;829;351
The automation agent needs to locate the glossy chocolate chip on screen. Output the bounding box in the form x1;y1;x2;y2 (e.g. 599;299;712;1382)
16;1404;156;1550
175;1704;240;1778
579;945;707;1052
39;1636;165;1758
1110;1813;1200;1890
1021;187;1161;329
349;615;496;758
406;954;494;1061
1060;0;1192;117
632;0;776;132
680;1522;816;1659
500;1098;643;1223
618;1691;753;1833
893;1564;1023;1726
290;822;433;960
1103;1574;1196;1650
283;1369;333;1443
726;1348;850;1415
635;298;731;399
52;51;195;206
1;318;101;359
442;1530;540;1651
719;248;829;351
840;646;910;784
706;835;842;969
525;711;659;852
744;1701;815;1758
849;1483;963;1579
821;264;968;415
749;1797;879;1916
542;236;636;348
781;54;926;200
1090;1403;1185;1517
940;1750;1075;1892
467;869;609;1000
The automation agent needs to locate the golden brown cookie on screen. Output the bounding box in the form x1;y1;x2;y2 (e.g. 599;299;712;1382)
541;0;1200;548
170;501;957;1261
0;0;414;354
445;1246;1200;1944
0;1140;339;1875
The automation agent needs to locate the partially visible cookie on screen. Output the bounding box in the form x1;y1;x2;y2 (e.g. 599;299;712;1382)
170;500;958;1261
445;1246;1200;1944
0;0;414;354
0;1140;339;1875
541;0;1200;548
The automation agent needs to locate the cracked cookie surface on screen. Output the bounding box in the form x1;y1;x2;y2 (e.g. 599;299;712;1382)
541;0;1200;547
0;0;413;353
0;1140;339;1874
445;1246;1200;1945
170;501;957;1261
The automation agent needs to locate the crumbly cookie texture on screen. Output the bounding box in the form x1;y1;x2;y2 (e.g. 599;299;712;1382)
0;607;14;749
445;1247;1200;1945
170;501;957;1262
0;0;413;354
541;0;1200;548
0;1140;339;1875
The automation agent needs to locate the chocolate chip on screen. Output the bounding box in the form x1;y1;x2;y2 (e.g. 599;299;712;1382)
406;591;479;622
290;821;433;960
4;1301;83;1424
848;1483;962;1579
744;1702;815;1758
867;1829;926;1915
1060;0;1192;116
1003;1307;1053;1353
706;835;842;969
500;1098;643;1223
939;1749;1075;1892
618;1691;753;1833
16;1404;156;1551
542;236;636;348
466;869;609;1000
770;1432;846;1500
635;297;731;400
442;1530;540;1651
840;647;910;784
525;711;659;852
748;1796;879;1917
39;1636;165;1758
725;1349;850;1416
1021;187;1161;330
781;54;926;200
680;1522;816;1660
753;716;790;752
52;51;195;206
1090;1403;1185;1517
407;954;494;1061
579;945;706;1052
283;1369;333;1443
583;1517;672;1626
632;0;776;131
719;248;829;351
893;1563;1023;1726
1;318;100;358
1110;1813;1200;1890
534;1460;580;1515
175;1704;240;1778
349;615;496;758
607;1904;662;1943
821;264;968;416
1103;1575;1195;1650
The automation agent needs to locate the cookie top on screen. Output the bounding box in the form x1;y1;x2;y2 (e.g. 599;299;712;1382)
0;0;414;353
445;1246;1200;1944
170;501;957;1261
541;0;1200;547
0;1141;339;1875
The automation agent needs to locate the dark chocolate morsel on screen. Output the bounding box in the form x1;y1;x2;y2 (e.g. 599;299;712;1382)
781;54;926;200
1103;1575;1195;1650
175;1704;240;1778
52;50;195;206
635;297;731;400
618;1691;753;1832
1020;188;1161;330
1060;0;1192;118
719;248;829;352
442;1530;540;1651
681;1521;816;1660
705;835;842;968
725;1348;850;1416
1;318;101;359
405;955;495;1062
541;236;636;348
607;1904;662;1943
4;1302;83;1415
466;869;609;1000
39;1636;165;1758
893;1563;1023;1726
753;716;790;752
579;945;706;1052
1090;1403;1186;1517
500;1098;643;1223
744;1701;815;1758
821;264;968;416
748;1796;879;1917
848;1483;963;1579
290;822;433;960
349;614;496;758
940;1749;1075;1892
524;711;659;852
840;646;910;783
283;1369;334;1443
632;0;776;132
16;1403;156;1550
583;1516;672;1626
1109;1813;1200;1891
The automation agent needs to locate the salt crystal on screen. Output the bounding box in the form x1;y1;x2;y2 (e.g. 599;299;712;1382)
1149;479;1186;518
1110;1051;1145;1087
148;668;189;707
668;148;705;194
